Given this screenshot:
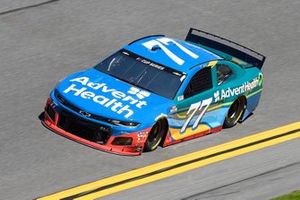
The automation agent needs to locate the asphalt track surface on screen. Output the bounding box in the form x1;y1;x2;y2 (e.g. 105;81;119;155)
0;0;299;199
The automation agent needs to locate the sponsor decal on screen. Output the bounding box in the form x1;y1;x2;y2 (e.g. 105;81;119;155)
127;87;150;99
177;95;184;101
135;57;165;70
137;131;148;142
63;77;150;118
214;76;260;102
79;110;91;117
199;61;218;69
258;72;264;86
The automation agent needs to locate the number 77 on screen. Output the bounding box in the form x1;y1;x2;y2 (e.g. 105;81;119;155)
180;98;212;133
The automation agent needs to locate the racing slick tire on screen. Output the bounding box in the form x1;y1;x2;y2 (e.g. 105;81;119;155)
223;97;246;128
144;119;167;152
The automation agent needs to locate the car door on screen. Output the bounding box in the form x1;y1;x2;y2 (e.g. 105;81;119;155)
169;66;217;140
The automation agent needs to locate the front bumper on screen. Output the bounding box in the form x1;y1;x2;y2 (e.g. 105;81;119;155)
43;98;149;156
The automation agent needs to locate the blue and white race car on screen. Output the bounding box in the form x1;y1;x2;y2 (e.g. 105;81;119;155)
43;28;265;155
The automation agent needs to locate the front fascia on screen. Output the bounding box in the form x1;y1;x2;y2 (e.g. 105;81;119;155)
50;89;160;137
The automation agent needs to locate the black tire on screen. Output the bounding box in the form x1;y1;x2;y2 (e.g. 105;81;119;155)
144;119;167;152
223;97;245;128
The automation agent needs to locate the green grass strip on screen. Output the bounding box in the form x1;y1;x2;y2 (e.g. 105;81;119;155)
271;190;300;200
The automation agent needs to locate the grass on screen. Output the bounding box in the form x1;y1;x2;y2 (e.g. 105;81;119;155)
271;190;300;200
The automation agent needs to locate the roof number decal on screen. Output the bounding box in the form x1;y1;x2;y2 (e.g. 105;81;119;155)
142;37;199;65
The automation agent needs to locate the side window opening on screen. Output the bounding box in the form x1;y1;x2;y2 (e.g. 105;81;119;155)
184;67;212;99
217;64;232;85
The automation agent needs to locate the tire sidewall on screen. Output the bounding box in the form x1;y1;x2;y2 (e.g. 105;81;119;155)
144;119;166;152
223;97;245;128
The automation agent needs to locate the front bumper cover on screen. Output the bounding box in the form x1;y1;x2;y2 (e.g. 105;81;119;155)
43;98;150;156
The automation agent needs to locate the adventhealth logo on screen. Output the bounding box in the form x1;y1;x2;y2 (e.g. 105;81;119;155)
214;77;259;102
214;90;220;102
128;87;150;99
62;77;150;118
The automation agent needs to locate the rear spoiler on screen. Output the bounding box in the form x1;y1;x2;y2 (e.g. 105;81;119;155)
185;28;266;69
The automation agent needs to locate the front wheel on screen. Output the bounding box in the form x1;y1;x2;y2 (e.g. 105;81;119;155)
223;97;245;128
144;119;167;152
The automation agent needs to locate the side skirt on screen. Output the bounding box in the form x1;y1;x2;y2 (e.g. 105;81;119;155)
162;126;222;147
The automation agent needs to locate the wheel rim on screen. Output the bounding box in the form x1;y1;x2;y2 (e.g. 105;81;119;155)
144;120;166;151
227;99;244;125
228;100;240;119
148;121;162;143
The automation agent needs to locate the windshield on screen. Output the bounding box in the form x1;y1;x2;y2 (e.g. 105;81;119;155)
95;50;184;99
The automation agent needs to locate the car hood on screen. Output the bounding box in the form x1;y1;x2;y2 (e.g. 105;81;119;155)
55;68;173;124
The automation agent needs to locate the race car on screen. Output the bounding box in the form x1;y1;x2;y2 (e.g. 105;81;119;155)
43;28;265;155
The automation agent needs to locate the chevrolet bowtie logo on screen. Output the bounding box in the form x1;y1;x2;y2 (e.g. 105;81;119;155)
79;110;91;117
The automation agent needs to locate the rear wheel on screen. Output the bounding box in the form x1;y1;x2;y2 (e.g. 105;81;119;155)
223;97;245;128
144;119;167;152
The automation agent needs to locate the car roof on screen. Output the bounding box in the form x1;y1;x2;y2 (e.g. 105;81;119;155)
124;35;222;73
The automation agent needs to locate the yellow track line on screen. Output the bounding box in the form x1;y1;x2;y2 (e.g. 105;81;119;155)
37;122;300;200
